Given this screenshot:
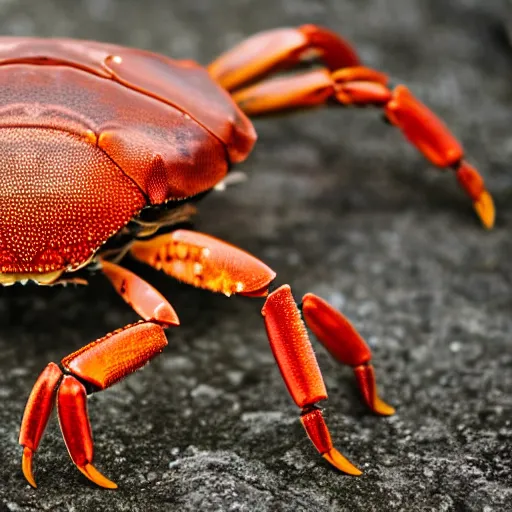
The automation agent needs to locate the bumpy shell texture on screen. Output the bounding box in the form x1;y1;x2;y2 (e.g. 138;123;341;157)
0;37;256;273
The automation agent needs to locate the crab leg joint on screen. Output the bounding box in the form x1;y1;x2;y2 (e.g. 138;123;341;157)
11;21;491;489
130;230;394;475
211;26;494;228
20;320;173;488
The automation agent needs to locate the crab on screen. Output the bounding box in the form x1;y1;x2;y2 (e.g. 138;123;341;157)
5;25;494;489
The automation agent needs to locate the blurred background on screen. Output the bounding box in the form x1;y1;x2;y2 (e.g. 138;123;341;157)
0;1;511;510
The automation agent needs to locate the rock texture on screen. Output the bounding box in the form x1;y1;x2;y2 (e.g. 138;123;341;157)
0;0;511;511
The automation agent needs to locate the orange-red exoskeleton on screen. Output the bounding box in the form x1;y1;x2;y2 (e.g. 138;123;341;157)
4;26;494;489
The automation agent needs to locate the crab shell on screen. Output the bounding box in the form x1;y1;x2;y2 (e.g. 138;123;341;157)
0;37;256;283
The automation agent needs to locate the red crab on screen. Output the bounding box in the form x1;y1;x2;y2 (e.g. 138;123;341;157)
6;25;494;489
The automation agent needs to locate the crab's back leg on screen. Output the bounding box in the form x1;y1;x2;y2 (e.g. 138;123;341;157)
19;261;179;489
209;26;494;229
208;25;360;92
130;229;394;474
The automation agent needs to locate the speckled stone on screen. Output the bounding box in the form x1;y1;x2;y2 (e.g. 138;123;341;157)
0;1;511;511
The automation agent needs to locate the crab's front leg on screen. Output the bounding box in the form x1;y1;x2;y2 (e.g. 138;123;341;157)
130;230;394;474
19;262;179;488
209;26;494;228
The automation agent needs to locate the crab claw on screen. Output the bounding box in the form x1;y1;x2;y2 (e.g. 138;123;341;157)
57;375;117;489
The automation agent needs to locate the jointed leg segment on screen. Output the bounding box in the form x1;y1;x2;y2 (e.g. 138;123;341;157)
208;25;360;92
209;26;495;228
21;23;464;490
301;293;395;416
19;261;179;489
17;24;490;490
20;321;169;488
131;230;394;474
19;229;393;488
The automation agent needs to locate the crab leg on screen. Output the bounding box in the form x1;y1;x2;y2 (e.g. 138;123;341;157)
100;258;179;324
232;67;493;228
209;25;494;228
19;264;179;489
301;293;394;415
208;25;360;92
131;229;394;474
19;363;63;488
20;322;170;489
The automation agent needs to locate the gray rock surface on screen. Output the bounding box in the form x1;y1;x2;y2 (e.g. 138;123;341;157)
0;0;511;510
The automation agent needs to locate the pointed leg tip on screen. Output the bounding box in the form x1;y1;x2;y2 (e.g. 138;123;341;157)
474;191;495;229
22;447;37;488
323;448;362;476
78;463;118;489
353;364;394;416
154;302;180;326
373;396;396;416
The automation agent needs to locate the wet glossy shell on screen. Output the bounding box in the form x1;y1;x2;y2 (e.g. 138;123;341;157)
0;37;256;274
